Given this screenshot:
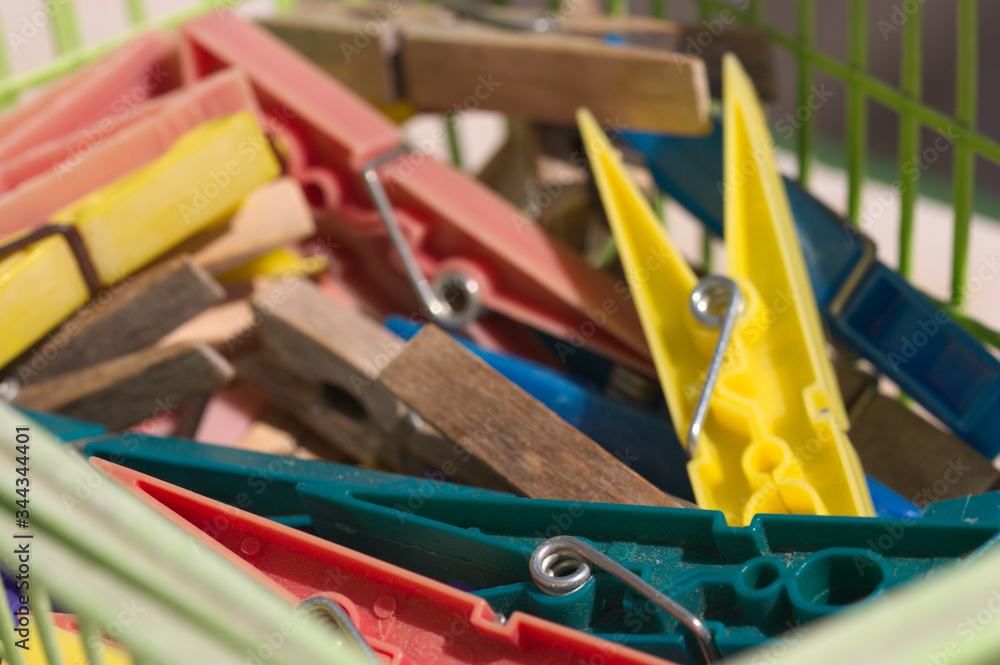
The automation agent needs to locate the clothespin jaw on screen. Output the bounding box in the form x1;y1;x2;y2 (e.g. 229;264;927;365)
579;55;874;525
95;459;683;665
719;54;872;523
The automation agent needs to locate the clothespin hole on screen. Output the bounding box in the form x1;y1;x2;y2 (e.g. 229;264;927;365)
321;383;368;421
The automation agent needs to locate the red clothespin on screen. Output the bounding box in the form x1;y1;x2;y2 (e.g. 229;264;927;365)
178;13;652;372
96;459;680;665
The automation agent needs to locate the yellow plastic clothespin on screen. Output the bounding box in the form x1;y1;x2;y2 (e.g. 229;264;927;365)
0;112;281;368
579;55;874;526
217;248;329;283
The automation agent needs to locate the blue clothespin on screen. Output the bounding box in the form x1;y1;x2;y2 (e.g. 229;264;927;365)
623;121;1000;458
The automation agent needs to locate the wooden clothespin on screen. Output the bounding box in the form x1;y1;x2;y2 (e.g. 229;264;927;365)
259;1;715;134
378;324;685;506
7;254;224;386
3;176;314;390
11;341;233;430
251;278;685;508
0;111;280;370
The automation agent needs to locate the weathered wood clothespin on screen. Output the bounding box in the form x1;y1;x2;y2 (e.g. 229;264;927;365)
251;278;686;507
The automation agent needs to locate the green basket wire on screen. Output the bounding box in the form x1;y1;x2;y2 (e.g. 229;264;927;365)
686;0;987;312
0;0;996;333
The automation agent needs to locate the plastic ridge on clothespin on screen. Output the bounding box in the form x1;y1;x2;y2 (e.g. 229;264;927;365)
578;55;873;525
0;111;280;368
74;430;507;529
96;459;685;665
65;429;993;665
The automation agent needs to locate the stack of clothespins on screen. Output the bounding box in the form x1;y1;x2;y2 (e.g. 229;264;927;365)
2;4;1000;665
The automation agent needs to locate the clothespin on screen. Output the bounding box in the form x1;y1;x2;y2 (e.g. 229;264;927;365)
0;404;372;665
385;315;695;500
294;482;1000;664
250;277;684;507
72;420;917;554
579;55;874;525
259;1;713;134
96;460;686;665
78;435;996;665
624;121;1000;462
4;183;307;391
10;341;234;430
0;31;178;163
0;111;281;370
835;362;1000;502
4;254;223;386
0;68;260;238
179;12;654;374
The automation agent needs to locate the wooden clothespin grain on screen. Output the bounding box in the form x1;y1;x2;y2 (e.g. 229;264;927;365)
12;341;234;430
378;325;685;507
